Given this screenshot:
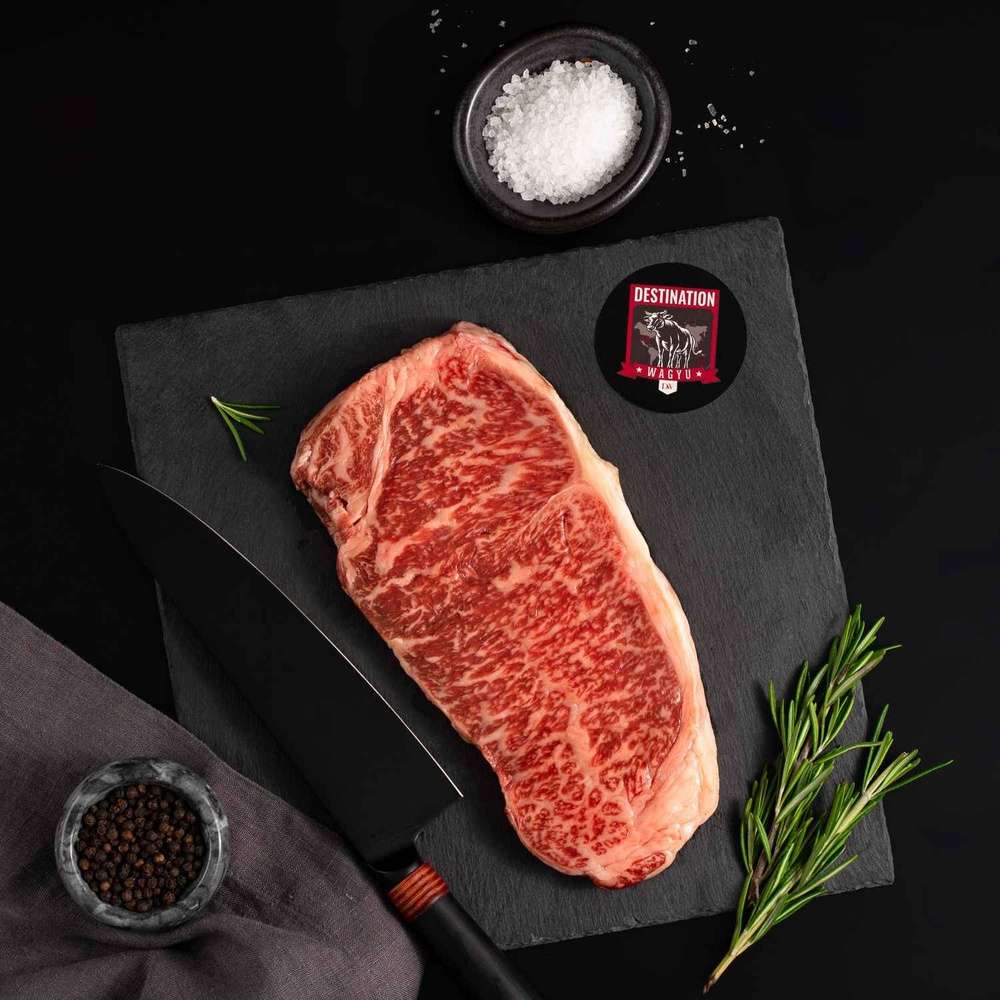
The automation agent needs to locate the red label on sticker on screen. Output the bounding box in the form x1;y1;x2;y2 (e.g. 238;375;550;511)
619;283;721;393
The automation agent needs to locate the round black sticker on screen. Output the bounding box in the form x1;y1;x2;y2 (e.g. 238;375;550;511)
594;263;747;413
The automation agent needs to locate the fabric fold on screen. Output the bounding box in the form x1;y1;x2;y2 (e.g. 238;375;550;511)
0;601;422;1000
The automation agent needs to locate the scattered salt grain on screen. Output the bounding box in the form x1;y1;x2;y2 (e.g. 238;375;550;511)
688;38;698;45
431;7;439;13
749;69;756;77
681;167;687;177
461;42;468;48
707;102;717;117
675;129;683;135
483;59;642;204
499;19;506;27
440;67;446;73
434;109;441;116
429;17;442;33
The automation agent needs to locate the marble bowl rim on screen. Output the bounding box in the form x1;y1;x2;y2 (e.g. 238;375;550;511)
54;756;230;931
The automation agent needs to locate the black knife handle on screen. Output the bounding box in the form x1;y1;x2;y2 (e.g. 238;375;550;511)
385;863;542;1000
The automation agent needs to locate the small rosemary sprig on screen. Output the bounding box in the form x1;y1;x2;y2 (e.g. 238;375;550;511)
209;396;280;461
705;606;952;992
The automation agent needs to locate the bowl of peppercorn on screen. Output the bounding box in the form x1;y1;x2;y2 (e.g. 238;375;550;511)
54;758;230;930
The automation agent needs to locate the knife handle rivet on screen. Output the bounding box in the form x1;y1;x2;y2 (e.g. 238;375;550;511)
387;862;448;922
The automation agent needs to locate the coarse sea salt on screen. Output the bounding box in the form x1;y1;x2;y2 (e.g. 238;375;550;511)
482;59;642;204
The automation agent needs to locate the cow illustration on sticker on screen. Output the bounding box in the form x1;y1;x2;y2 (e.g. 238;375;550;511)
594;262;746;414
619;285;720;396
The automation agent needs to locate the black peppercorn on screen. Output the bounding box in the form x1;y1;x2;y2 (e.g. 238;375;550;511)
74;784;206;914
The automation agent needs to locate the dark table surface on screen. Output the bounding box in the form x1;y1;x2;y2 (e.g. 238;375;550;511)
2;4;996;999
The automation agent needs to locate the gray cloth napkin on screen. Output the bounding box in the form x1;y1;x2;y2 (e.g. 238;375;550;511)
0;602;423;1000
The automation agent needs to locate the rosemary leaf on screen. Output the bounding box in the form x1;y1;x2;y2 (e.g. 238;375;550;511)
210;395;280;461
223;406;274;423
705;607;952;992
224;410;267;434
216;406;247;462
750;812;772;862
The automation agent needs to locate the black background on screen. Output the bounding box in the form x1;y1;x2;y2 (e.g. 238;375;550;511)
1;4;997;999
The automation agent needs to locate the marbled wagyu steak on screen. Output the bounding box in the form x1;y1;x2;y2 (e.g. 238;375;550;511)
291;322;718;887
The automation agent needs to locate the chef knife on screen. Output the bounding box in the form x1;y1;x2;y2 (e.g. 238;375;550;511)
99;465;541;1000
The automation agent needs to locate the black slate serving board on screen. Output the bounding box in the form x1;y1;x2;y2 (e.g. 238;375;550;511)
117;218;893;949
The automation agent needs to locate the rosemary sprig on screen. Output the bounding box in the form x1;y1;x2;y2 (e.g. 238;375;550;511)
705;606;952;992
209;396;280;461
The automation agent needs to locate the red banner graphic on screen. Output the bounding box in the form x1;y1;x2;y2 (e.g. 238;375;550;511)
617;361;721;383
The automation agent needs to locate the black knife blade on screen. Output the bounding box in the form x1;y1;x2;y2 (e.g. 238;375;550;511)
99;466;542;1000
99;464;461;866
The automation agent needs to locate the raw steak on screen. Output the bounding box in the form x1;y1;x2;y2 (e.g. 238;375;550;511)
291;323;718;888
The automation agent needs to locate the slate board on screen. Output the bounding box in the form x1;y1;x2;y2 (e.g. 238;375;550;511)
117;218;894;949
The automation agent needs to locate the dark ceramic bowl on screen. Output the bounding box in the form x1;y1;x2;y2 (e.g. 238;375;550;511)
54;757;230;931
453;24;670;234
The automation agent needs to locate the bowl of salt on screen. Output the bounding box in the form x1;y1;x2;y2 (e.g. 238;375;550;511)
454;24;671;233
